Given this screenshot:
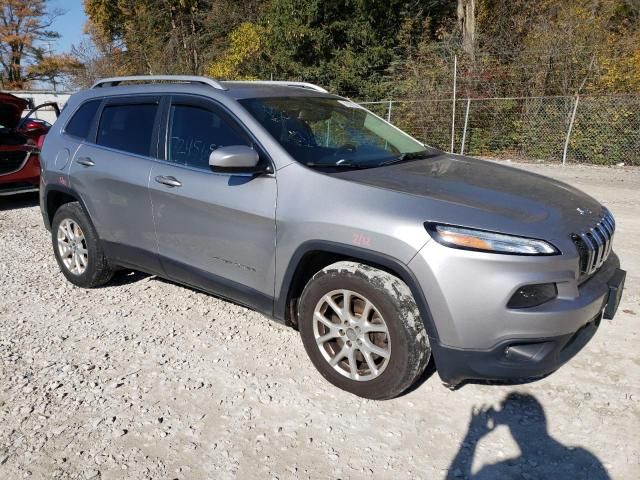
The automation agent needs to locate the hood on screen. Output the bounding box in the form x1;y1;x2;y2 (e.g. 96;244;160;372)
329;153;604;239
0;92;28;129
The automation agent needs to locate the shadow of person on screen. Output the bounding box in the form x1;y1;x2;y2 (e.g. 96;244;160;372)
446;392;610;480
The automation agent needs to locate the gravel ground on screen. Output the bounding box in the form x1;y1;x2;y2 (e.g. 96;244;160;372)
0;163;638;480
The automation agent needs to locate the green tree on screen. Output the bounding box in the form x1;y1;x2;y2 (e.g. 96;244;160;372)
84;0;204;74
83;0;639;100
257;0;455;99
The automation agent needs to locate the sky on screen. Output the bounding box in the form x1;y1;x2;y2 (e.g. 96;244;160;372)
49;0;88;54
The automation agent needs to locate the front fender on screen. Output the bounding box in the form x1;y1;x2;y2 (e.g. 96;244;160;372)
274;240;441;342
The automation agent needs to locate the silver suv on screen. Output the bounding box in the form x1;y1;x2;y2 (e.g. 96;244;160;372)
39;76;626;399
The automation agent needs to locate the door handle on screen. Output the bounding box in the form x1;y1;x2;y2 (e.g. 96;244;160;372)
76;157;95;167
154;175;182;188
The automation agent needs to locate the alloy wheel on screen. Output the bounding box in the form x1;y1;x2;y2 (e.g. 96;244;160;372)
57;218;88;275
313;289;391;381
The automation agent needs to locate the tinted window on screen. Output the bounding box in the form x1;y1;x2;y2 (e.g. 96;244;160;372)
65;100;101;139
167;104;250;169
97;103;157;156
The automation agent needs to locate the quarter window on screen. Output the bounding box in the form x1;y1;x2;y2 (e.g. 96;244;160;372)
65;100;101;140
97;103;158;156
167;104;251;170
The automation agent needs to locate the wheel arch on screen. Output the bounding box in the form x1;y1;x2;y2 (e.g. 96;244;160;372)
275;240;440;341
44;185;91;230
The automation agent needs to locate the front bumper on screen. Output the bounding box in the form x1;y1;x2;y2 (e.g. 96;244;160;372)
431;311;602;386
409;239;625;385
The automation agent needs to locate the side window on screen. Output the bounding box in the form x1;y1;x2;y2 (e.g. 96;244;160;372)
167;104;251;170
65;100;101;140
97;103;158;156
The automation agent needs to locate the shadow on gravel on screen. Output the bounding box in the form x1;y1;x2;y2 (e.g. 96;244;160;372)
151;276;266;313
445;392;610;480
109;270;152;287
0;192;39;211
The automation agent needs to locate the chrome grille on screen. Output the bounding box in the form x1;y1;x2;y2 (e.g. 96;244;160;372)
572;210;616;277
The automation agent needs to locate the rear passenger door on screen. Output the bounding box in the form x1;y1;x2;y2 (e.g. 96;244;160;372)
68;96;163;273
149;95;277;314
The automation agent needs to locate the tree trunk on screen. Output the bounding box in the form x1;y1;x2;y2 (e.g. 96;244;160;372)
9;44;24;88
457;0;476;61
190;13;199;74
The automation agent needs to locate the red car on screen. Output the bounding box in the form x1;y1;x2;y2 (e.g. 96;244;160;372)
1;92;59;196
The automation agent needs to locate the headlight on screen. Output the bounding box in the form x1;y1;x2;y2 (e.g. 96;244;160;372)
425;223;559;255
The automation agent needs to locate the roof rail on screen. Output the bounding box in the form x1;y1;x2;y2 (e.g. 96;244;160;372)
229;80;328;93
91;75;227;91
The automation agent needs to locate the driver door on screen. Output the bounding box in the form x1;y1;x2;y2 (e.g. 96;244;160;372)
149;95;277;314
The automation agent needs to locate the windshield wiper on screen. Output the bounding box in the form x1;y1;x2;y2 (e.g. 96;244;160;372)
306;150;437;170
378;150;436;167
305;160;370;169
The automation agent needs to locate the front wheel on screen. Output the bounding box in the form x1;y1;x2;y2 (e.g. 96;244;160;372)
298;261;430;399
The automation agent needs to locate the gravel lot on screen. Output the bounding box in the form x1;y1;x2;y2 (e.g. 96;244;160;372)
0;163;638;480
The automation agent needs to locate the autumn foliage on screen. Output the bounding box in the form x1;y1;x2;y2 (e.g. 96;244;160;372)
76;0;639;100
0;0;80;89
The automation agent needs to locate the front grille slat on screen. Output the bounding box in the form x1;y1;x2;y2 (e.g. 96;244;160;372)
603;231;611;261
600;219;613;239
602;215;614;237
601;218;614;259
572;210;616;279
599;223;611;260
579;232;597;274
591;227;605;269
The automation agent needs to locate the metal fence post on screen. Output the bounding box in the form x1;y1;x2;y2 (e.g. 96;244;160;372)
450;54;457;153
562;94;580;165
460;97;471;155
387;99;392;122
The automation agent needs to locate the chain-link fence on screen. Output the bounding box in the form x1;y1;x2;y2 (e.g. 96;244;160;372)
360;94;640;166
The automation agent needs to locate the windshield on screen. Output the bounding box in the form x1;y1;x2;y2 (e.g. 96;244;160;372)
239;96;434;168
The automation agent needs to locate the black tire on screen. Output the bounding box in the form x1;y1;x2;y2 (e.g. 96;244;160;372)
51;202;114;288
298;261;430;400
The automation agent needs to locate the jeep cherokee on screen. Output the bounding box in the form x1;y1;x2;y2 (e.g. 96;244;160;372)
39;76;626;399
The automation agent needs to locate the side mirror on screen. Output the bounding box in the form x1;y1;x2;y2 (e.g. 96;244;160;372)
209;145;261;173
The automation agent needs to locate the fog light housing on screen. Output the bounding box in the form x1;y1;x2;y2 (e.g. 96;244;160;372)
507;283;557;309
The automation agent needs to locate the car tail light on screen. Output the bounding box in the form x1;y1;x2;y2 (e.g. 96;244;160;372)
36;134;46;152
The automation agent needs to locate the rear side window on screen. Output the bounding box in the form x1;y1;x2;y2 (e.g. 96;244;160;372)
65;100;101;139
97;103;158;156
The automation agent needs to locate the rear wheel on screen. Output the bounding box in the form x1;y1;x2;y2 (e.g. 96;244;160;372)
298;261;430;399
51;202;114;288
